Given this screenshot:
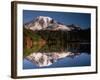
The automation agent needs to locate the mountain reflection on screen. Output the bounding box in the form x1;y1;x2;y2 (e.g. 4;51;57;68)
25;42;90;67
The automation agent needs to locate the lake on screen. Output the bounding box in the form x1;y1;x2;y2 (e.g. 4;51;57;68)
23;43;91;69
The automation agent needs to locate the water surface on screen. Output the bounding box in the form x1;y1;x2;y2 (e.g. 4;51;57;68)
23;43;91;69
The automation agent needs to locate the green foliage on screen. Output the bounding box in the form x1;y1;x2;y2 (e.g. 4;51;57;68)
23;28;90;57
23;28;42;57
23;44;42;57
23;28;41;41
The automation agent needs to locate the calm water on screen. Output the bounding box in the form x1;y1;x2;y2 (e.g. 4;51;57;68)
23;43;91;69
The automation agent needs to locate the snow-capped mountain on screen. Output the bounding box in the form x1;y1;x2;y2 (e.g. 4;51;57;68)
24;16;81;31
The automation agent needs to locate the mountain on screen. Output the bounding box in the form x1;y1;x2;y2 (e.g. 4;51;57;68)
24;16;81;31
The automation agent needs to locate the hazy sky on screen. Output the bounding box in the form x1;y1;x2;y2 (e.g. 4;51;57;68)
23;10;91;29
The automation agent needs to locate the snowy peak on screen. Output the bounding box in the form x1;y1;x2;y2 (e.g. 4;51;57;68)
25;16;56;30
36;16;53;24
24;16;81;31
35;16;56;29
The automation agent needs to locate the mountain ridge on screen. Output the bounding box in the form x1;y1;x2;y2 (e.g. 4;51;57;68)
24;16;81;31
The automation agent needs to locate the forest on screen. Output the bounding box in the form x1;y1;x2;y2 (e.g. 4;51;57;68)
23;28;90;57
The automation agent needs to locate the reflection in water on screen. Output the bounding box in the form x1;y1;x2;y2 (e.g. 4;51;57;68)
23;42;90;69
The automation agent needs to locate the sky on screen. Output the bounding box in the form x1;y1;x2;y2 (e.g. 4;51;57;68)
23;10;91;29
